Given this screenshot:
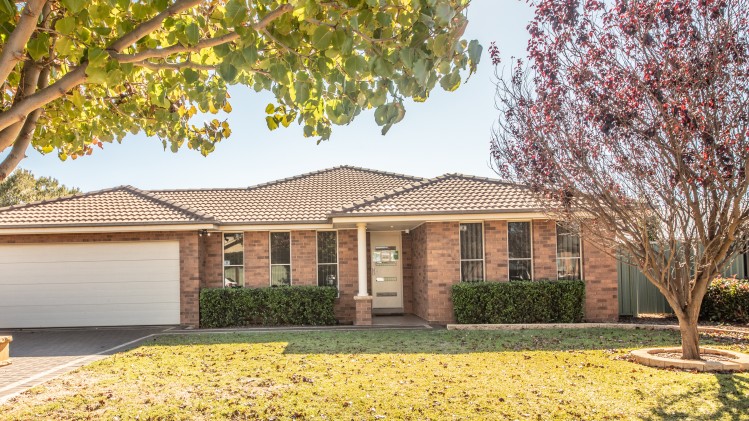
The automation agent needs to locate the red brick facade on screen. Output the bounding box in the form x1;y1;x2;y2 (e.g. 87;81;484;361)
205;222;617;325
484;220;509;281
532;220;558;280
244;231;269;288
1;219;618;328
410;222;462;323
582;238;619;321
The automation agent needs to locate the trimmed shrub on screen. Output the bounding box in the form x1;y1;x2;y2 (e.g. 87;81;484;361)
452;280;585;324
700;278;749;324
200;286;337;328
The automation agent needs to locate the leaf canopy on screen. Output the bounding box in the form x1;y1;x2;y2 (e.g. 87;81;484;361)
0;0;480;170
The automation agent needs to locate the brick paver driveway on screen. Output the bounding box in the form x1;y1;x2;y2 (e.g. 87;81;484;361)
0;326;170;403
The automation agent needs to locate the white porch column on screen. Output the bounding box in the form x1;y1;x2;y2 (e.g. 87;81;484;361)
357;222;368;296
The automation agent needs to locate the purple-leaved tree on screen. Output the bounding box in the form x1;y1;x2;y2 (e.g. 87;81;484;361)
492;0;749;359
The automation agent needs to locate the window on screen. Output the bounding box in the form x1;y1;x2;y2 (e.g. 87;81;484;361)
556;223;582;280
508;222;532;280
317;231;338;288
270;232;291;286
223;233;244;288
460;223;484;282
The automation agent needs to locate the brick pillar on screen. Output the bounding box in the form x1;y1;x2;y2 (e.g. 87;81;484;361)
532;219;557;280
582;238;619;322
354;295;373;325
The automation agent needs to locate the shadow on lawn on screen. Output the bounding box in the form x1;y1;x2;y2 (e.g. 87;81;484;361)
643;374;749;421
143;328;749;355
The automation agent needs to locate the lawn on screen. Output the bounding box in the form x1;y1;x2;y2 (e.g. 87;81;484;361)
3;328;749;420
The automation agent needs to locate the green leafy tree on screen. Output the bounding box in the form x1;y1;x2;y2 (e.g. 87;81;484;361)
0;0;481;181
0;168;80;206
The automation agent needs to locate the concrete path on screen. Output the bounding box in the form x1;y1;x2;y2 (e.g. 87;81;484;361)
0;326;170;404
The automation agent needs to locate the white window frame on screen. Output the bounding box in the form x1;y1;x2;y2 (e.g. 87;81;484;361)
459;221;486;282
507;220;534;281
555;223;584;280
222;232;244;288
316;230;339;290
269;231;292;286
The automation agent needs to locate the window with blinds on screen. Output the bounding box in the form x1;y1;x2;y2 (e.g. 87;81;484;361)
460;223;484;282
556;224;582;280
508;222;532;280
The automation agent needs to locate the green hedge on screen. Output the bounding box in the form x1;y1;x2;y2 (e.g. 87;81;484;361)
200;286;338;328
452;280;586;324
700;278;749;324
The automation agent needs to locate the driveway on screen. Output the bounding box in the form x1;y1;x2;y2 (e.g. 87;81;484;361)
0;326;170;404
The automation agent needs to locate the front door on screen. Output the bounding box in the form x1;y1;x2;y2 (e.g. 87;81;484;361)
370;231;404;310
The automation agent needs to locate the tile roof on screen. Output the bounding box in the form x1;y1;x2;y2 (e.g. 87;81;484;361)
0;167;544;229
153;166;422;223
0;185;214;228
332;174;543;216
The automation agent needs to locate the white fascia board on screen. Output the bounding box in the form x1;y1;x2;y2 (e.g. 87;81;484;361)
0;223;218;235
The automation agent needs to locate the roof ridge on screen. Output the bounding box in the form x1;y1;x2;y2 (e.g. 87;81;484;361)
149;187;248;193
245;165;422;191
444;172;530;187
337;165;422;181
331;176;435;214
0;185;126;214
123;186;217;222
330;173;533;215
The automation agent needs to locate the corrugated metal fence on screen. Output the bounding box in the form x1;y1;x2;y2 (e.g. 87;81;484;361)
618;254;747;317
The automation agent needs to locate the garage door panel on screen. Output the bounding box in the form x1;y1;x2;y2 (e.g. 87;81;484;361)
0;281;180;307
0;260;179;285
0;241;179;264
0;303;181;328
0;241;181;328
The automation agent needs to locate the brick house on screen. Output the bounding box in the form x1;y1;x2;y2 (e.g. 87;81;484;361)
0;166;618;328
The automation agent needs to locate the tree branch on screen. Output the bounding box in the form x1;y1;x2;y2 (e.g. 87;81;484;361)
134;60;217;71
113;32;239;63
0;0;46;87
108;0;202;53
0;65;86;134
0;65;49;181
0;60;41;152
110;3;294;63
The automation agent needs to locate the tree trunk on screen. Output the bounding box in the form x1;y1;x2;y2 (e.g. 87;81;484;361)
678;314;701;360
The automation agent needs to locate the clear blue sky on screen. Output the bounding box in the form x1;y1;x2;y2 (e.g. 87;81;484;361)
18;1;534;192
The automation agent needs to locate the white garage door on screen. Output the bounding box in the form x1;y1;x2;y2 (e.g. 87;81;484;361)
0;241;180;328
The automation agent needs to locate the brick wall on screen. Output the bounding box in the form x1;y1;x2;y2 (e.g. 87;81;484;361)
411;224;429;320
244;231;270;287
335;229;358;323
425;222;461;323
0;231;201;327
532;219;557;280
291;230;317;286
582;237;619;321
402;232;414;314
484;220;509;281
200;233;223;288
